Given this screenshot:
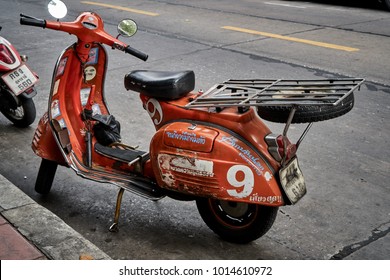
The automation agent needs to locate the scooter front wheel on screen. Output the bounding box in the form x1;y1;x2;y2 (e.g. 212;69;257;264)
196;198;278;244
35;158;58;195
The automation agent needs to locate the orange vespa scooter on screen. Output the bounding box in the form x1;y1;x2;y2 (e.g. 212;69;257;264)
21;1;364;243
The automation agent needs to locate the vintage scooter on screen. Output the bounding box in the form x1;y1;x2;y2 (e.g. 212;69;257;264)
0;26;38;127
21;1;364;243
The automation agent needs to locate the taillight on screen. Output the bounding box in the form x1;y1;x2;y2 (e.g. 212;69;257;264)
265;133;296;162
24;87;35;94
0;44;16;64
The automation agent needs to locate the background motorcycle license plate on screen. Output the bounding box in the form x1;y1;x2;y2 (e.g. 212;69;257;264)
1;64;38;95
279;157;306;204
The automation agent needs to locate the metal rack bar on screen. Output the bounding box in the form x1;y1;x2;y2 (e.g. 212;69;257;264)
186;78;365;109
236;79;281;105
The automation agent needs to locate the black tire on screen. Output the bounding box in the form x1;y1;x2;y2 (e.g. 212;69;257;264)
196;198;278;244
0;97;36;127
257;92;354;124
35;159;58;195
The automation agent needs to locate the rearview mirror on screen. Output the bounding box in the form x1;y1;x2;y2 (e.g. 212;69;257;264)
48;0;67;19
117;19;138;37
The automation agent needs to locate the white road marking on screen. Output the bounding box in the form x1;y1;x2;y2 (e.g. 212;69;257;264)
264;1;307;9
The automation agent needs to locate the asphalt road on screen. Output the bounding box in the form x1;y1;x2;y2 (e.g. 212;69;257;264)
0;0;389;260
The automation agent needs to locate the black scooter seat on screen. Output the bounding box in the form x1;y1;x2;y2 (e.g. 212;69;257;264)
124;70;195;100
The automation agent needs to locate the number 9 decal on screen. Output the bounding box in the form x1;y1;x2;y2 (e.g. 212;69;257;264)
146;98;163;125
227;165;254;198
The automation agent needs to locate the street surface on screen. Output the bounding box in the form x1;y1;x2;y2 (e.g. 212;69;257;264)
0;0;389;259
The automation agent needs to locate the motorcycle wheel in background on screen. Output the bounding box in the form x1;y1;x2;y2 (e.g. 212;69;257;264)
0;87;36;127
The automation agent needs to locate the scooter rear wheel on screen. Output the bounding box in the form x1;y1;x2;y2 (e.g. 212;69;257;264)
35;159;58;195
196;198;278;244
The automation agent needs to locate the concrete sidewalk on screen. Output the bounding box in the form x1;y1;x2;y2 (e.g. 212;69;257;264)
0;174;111;260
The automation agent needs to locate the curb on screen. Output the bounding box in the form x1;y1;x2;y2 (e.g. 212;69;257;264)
0;174;111;260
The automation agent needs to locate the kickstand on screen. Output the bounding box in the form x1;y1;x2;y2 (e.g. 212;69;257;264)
109;188;125;232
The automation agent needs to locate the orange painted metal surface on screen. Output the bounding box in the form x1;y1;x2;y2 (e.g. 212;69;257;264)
31;112;67;166
145;96;284;206
32;42;142;176
163;122;219;153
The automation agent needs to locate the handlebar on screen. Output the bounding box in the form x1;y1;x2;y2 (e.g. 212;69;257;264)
19;13;148;62
20;14;46;28
124;45;148;61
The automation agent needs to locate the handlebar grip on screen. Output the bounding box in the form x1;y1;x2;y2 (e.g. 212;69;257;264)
124;45;148;61
20;15;46;28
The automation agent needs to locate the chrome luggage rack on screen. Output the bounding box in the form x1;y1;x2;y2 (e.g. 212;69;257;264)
185;78;365;110
186;78;365;165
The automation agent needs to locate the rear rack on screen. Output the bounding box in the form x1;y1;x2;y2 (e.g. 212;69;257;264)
185;78;365;109
186;78;365;167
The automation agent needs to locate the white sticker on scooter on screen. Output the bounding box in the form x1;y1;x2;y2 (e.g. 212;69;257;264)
146;98;163;125
53;79;60;95
51;100;61;118
264;171;272;182
158;153;214;182
92;103;101;115
86;47;99;65
58;118;66;129
171;156;214;177
56;57;68;77
84;66;96;81
226;165;254;198
80;87;91;106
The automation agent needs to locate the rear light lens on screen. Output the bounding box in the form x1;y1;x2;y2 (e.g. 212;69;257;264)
265;133;296;162
24;87;35;94
0;44;16;64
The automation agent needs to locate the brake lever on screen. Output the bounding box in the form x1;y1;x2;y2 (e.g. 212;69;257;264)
112;42;125;51
20;13;42;21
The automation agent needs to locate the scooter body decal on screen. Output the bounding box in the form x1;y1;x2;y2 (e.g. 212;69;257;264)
218;136;265;176
158;153;214;186
146;98;163;125
56;57;67;77
51;99;61;118
84;66;96;81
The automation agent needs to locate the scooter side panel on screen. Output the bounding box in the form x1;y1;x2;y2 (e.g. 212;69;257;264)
150;121;285;207
141;95;280;172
